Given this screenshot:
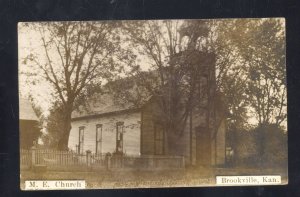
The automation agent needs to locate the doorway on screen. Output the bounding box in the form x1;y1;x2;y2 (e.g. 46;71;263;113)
196;127;211;166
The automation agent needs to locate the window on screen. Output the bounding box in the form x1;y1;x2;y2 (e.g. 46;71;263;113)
96;124;102;154
154;123;164;155
78;126;85;154
116;121;124;153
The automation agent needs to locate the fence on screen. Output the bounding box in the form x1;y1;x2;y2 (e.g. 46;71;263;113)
34;149;88;166
20;149;31;167
20;148;185;171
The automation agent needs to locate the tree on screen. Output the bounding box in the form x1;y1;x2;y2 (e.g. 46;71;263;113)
253;123;287;166
213;19;287;165
210;20;250;128
217;19;286;128
186;19;287;167
21;22;121;150
107;20;216;153
42;102;64;149
207;20;255;159
210;19;285;129
245;19;286;127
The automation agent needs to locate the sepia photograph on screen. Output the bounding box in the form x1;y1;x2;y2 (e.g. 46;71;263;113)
18;18;287;189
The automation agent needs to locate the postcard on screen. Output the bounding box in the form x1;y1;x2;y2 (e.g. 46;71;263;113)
19;18;287;189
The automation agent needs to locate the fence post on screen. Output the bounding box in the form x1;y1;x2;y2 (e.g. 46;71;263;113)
86;150;91;168
31;143;37;167
106;153;112;170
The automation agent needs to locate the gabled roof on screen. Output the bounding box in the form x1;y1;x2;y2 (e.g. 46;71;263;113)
71;93;139;120
72;74;153;120
19;98;39;121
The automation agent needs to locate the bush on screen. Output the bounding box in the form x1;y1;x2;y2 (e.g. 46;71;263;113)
233;124;287;168
258;125;287;167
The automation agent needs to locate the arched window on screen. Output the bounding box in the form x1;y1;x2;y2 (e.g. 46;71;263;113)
96;124;102;154
116;121;124;153
78;126;85;154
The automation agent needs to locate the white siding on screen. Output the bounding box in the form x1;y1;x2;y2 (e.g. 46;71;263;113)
69;112;141;156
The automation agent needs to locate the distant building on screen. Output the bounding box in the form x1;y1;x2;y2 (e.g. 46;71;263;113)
19;98;40;149
69;51;226;166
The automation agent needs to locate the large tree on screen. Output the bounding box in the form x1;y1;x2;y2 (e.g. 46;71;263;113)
245;19;286;127
21;22;121;150
210;20;250;128
211;19;287;165
107;20;216;154
41;102;64;149
207;19;286;129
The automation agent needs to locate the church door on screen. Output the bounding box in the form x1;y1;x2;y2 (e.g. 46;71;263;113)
196;127;211;166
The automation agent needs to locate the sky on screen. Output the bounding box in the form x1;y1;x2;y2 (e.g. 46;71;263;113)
18;24;53;117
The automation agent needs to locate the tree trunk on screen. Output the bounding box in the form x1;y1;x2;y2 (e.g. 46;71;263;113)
57;106;72;150
57;122;71;150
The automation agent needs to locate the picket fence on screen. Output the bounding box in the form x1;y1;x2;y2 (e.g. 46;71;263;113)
20;149;184;171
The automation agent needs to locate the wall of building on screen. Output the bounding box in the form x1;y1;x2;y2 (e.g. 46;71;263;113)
184;105;227;167
20;120;40;149
140;97;226;167
69;111;141;156
140;102;155;155
216;119;226;165
211;119;226;166
141;98;191;161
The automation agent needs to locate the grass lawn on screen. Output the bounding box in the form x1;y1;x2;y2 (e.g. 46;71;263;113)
20;166;288;189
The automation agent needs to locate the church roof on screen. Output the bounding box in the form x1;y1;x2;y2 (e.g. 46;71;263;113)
71;93;139;120
71;74;153;120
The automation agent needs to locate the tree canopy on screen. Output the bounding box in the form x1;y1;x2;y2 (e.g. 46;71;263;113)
21;21;123;150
